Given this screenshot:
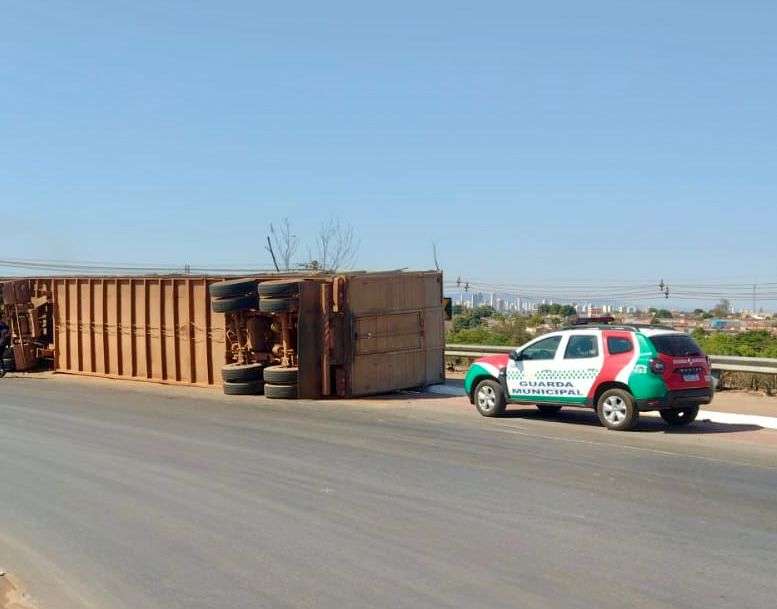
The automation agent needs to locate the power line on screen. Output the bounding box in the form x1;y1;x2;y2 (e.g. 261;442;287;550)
0;258;277;275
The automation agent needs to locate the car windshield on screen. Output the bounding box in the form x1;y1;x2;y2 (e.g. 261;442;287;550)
649;334;703;356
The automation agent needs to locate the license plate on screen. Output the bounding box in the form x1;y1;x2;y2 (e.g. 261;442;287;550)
683;373;700;382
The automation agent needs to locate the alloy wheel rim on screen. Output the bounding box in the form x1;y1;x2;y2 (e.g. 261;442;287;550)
478;386;496;411
602;396;627;424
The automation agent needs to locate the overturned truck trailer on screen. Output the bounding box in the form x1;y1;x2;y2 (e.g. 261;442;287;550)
40;270;444;398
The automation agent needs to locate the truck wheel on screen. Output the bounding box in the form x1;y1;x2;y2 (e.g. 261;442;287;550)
221;363;264;383
263;366;298;385
660;406;699;426
223;379;265;395
474;379;506;417
536;405;562;416
259;297;297;313
258;280;302;298
209;278;258;299
596;389;639;431
211;293;257;313
264;383;298;399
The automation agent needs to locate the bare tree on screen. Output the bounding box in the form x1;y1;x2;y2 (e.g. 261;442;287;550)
266;218;299;271
308;217;359;272
432;242;440;271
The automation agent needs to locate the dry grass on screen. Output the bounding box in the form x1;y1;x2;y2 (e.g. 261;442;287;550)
717;371;777;396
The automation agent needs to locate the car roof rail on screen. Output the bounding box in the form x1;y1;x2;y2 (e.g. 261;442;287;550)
560;322;674;332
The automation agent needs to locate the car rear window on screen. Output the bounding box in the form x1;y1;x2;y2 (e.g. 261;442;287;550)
649;334;703;356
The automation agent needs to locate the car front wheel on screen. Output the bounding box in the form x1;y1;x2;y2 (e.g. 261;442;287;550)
474;380;506;417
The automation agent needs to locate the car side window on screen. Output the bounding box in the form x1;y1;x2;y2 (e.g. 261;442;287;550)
607;336;633;355
521;336;562;361
564;335;599;359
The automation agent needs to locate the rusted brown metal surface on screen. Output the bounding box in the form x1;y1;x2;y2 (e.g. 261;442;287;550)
52;277;226;387
343;271;445;396
4;271;445;396
0;279;53;370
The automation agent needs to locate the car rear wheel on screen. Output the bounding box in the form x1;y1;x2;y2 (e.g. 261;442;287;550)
536;405;562;416
660;406;699;426
474;380;506;417
596;389;639;431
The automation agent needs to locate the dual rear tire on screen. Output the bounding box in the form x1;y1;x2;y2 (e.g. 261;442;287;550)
263;366;298;400
210;279;258;313
221;362;265;395
258;281;300;314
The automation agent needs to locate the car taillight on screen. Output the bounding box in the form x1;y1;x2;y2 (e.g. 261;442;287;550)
649;359;665;374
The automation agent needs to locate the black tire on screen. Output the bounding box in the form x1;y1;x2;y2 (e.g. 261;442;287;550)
473;379;506;417
209;278;258;299
660;406;699;427
258;280;302;298
596;388;639;431
536;405;562;416
221;363;264;383
211;293;257;313
2;358;14;371
223;379;265;395
264;383;298;399
259;297;297;314
263;366;298;385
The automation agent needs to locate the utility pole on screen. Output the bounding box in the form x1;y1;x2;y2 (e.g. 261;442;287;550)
753;283;757;314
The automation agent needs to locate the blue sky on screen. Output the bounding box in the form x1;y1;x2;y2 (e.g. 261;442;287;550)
2;1;776;306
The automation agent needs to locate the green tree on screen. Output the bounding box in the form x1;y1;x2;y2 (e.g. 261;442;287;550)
528;313;545;327
450;305;498;332
692;330;777;357
560;305;577;317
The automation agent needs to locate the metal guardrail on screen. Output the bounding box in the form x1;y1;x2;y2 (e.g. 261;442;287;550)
444;344;777;375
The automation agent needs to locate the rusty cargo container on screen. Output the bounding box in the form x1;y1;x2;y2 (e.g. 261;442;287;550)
29;270;444;397
51;276;226;386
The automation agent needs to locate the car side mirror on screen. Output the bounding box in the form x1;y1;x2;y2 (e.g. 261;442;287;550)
509;351;522;361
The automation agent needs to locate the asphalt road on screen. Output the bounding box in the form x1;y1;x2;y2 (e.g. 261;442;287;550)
0;375;776;609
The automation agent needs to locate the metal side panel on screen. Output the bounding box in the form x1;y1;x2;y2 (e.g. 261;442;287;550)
346;272;445;396
297;280;323;399
53;277;225;386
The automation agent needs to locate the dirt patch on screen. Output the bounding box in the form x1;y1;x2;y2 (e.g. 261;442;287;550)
0;572;37;609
